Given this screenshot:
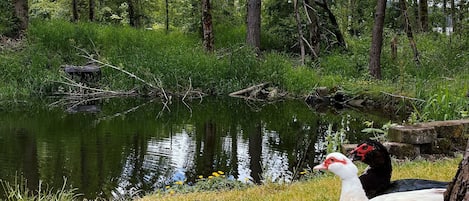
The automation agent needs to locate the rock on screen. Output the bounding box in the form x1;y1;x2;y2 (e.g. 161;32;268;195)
388;125;437;144
432;138;453;154
341;144;358;154
384;142;418;159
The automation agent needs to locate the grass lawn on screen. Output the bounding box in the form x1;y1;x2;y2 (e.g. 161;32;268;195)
139;155;462;201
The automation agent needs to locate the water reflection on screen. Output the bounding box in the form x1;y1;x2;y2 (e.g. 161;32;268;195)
0;97;392;199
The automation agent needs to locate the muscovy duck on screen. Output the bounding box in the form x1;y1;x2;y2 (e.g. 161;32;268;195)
314;152;446;201
349;139;448;198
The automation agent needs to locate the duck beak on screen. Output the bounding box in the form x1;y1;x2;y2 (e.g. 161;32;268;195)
313;163;327;171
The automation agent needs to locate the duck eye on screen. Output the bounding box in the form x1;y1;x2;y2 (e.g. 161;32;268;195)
362;145;368;150
330;158;335;162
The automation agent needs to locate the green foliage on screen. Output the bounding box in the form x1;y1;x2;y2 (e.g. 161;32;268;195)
361;121;397;141
1;175;79;201
0;0;18;37
158;171;250;196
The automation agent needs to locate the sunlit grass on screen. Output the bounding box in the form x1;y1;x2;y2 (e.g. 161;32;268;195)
139;156;461;201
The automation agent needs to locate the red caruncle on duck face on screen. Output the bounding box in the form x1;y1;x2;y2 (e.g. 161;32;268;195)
350;143;375;161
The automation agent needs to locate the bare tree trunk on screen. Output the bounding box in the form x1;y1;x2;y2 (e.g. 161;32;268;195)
413;0;421;32
165;0;169;33
444;139;469;201
246;0;261;51
304;0;320;59
128;0;136;27
419;0;428;32
368;0;386;80
391;36;398;60
316;0;346;49
443;0;447;34
12;0;28;37
400;0;420;64
293;0;306;65
450;0;456;33
72;0;79;22
89;0;95;21
202;0;214;52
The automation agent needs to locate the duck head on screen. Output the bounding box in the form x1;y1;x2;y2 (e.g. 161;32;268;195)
349;139;391;168
314;152;358;180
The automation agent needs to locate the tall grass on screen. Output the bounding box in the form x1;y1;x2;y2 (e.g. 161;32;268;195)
0;176;79;201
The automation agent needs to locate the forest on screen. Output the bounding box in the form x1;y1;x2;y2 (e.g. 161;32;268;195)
1;0;468;121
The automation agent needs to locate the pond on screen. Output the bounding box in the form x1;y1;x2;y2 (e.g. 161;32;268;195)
0;97;395;199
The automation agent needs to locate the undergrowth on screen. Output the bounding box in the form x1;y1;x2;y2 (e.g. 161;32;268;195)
1;20;468;121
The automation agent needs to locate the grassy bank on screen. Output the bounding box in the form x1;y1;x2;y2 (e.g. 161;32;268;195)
139;156;461;201
0;20;468;121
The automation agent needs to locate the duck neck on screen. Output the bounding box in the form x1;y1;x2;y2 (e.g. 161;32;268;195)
340;176;369;201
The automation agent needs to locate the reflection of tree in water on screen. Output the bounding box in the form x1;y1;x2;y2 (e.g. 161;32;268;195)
16;128;40;195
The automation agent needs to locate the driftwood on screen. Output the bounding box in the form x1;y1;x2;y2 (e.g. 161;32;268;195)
444;138;469;201
229;83;285;101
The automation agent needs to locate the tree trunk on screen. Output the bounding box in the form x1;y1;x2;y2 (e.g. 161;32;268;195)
443;0;447;34
368;0;386;80
293;0;305;65
304;0;320;59
128;0;136;27
89;0;95;21
419;0;428;32
412;0;421;32
246;0;261;51
165;0;169;33
12;0;28;37
72;0;79;22
444;139;469;201
316;0;346;49
450;0;455;34
202;0;214;52
400;0;420;64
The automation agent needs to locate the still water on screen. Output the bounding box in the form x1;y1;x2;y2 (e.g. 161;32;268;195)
0;97;393;199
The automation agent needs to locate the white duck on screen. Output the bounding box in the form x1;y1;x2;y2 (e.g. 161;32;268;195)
313;152;446;201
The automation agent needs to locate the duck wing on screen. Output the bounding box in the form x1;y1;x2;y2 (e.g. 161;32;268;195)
370;188;446;201
381;179;448;194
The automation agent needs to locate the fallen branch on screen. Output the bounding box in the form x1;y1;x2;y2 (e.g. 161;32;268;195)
229;83;269;97
380;91;426;102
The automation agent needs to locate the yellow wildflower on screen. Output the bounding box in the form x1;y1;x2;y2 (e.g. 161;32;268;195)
165;186;170;189
217;171;224;175
175;181;184;185
212;172;220;177
208;176;214;179
198;175;203;179
300;171;307;175
170;190;175;195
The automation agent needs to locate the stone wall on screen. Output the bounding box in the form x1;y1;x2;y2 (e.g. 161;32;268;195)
343;119;469;158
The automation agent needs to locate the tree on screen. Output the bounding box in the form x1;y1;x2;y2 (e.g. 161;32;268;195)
419;0;428;32
315;0;346;49
72;0;78;22
89;0;95;21
368;0;386;79
202;0;214;52
128;0;136;27
293;0;306;64
304;0;320;59
246;0;261;50
12;0;28;37
444;139;469;201
400;0;420;64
